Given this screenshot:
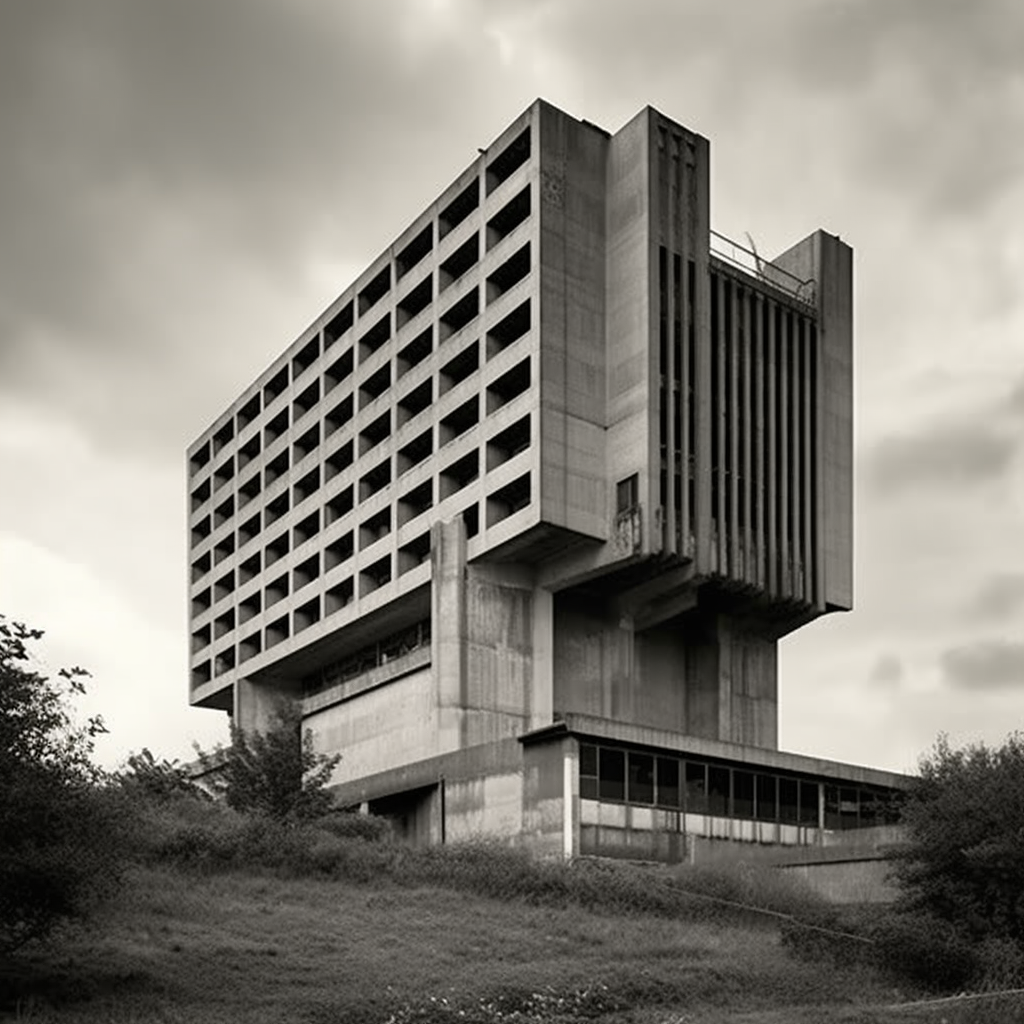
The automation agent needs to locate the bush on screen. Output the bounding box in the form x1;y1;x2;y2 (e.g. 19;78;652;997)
0;617;129;954
199;700;341;821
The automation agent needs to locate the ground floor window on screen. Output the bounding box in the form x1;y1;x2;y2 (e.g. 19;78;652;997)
578;740;900;829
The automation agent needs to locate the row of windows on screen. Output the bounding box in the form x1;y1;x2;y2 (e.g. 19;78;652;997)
189;406;532;593
190;472;532;673
188;131;532;482
189;300;532;523
579;743;900;830
302;619;432;697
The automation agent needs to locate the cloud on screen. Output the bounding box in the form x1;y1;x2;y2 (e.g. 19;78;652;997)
970;573;1024;621
866;421;1017;494
869;654;904;687
940;640;1024;691
1008;376;1024;416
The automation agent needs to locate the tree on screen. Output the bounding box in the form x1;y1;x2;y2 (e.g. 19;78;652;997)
200;700;341;821
892;732;1024;945
117;747;209;801
0;617;124;955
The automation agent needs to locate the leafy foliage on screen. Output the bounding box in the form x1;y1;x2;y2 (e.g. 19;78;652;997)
117;747;209;801
0;617;126;955
200;700;341;820
891;732;1024;949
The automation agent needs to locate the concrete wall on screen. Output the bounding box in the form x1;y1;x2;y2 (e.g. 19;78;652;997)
537;102;608;542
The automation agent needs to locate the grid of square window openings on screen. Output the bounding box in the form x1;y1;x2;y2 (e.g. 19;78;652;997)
579;743;900;831
187;127;536;691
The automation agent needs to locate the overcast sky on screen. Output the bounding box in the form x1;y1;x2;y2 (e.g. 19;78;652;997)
1;0;1022;774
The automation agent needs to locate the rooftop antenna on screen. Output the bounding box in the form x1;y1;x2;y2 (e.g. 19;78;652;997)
744;231;766;279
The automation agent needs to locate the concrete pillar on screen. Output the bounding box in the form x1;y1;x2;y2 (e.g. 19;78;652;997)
431;518;467;750
232;676;280;735
530;585;554;730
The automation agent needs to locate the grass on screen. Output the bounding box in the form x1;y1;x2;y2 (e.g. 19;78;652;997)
3;859;923;1024
5;795;1020;1023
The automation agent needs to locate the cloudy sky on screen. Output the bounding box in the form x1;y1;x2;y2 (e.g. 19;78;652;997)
1;0;1021;774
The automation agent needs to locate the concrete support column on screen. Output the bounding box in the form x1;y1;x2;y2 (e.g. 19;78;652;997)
432;518;467;750
530;586;554;730
233;676;279;735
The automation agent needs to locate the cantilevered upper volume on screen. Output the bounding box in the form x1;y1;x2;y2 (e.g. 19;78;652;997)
187;100;883;875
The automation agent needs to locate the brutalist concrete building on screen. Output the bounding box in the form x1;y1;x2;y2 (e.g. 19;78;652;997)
187;100;905;871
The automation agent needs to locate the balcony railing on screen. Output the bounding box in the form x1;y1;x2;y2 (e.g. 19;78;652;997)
709;230;816;307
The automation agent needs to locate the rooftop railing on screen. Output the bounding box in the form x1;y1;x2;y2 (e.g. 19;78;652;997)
709;230;816;307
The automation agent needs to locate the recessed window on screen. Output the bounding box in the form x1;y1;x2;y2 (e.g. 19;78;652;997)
358;312;390;361
359;411;391;455
325;578;354;615
396;224;433;279
293;466;320;505
486;243;530;304
359;364;391;409
486;127;530;194
237;393;261;431
325;439;354;481
265;531;290;567
324;349;354;394
397;429;432;476
397;275;432;327
439;341;479;394
213;533;235;564
292;336;320;378
293;553;319;592
266;615;289;649
359;457;392;500
628;752;655;805
214;608;235;640
325;395;353;437
616;473;639;514
190;478;211;513
191;515;212;546
213;569;235;603
359;554;392;596
439;396;479;447
213;419;234;454
486;186;530;249
294;596;321;633
358;264;391;315
398;532;431;575
189;442;211;475
239;591;261;624
293;423;320;462
293;511;319;547
598;747;625;802
191;624;211;654
237;511;261;548
324;530;354;569
238;552;261;584
214;646;236;676
324;301;354;348
263;366;289;405
397;327;432;378
439;179;479;239
325;484;354;524
238;473;261;509
486;357;530;413
293;381;320;421
486;415;530;470
397;479;432;525
239;630;262;663
191;550;212;583
265;408;289;446
264;492;289;529
238;433;260;470
264;450;289;487
265;573;289;608
486;299;530;357
440;450;479;499
359;507;391;549
213;457;234;492
439;288;479;340
397;378;432;426
192;587;212;616
191;660;212;688
462;503;480;538
487;472;531;526
439;234;479;290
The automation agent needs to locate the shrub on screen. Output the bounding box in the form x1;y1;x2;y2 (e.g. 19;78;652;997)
0;617;128;954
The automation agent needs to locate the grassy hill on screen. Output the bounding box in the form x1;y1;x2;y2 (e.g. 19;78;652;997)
3;798;1020;1023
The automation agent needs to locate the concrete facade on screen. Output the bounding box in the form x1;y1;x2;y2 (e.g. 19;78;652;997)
187;101;908;879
